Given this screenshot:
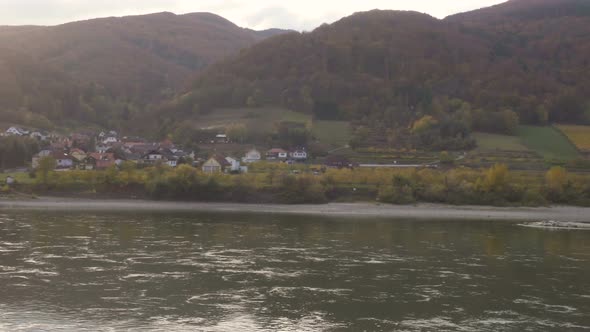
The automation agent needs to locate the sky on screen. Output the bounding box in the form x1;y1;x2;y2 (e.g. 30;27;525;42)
0;0;508;30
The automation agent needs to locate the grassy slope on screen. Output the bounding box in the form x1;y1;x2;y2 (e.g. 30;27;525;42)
194;108;354;148
312;121;352;147
517;126;579;161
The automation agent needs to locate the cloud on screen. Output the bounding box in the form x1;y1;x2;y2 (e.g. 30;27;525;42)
243;6;336;31
0;0;508;29
1;0;175;24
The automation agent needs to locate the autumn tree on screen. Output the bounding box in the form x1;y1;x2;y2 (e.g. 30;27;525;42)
226;124;249;144
478;164;511;193
545;166;569;201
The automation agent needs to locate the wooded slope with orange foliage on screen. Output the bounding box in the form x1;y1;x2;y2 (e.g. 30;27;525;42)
0;12;287;130
170;0;590;136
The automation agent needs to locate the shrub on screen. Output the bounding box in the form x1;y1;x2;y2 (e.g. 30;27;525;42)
377;175;417;204
378;185;416;204
276;175;327;204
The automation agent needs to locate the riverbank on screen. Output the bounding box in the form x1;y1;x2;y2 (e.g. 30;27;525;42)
1;197;589;222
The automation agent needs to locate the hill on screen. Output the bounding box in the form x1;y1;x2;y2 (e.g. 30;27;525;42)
0;12;287;131
447;0;590;23
166;0;590;149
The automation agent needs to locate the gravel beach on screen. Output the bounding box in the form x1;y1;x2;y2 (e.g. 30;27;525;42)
1;197;589;222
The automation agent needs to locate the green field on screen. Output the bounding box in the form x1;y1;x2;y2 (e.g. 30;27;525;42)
517;126;579;162
474;132;529;151
312;121;352;147
194;107;311;134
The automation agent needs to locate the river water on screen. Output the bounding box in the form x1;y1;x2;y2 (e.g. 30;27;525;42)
0;211;588;331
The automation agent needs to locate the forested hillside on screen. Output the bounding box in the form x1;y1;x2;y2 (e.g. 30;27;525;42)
0;12;287;131
165;0;590;149
446;0;590;124
2;0;590;146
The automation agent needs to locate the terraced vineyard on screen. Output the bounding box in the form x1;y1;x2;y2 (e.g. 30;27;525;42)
556;125;590;152
192;107;311;133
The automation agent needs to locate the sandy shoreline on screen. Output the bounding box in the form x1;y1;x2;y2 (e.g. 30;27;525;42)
0;197;589;222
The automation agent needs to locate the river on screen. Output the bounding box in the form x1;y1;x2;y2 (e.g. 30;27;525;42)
0;211;588;331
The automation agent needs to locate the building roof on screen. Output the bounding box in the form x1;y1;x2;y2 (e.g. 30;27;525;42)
6;127;30;135
160;138;174;147
130;144;158;154
122;136;146;143
122;151;142;161
50;151;72;160
159;148;178;160
267;148;287;154
141;150;164;160
88;152;115;161
209;155;231;167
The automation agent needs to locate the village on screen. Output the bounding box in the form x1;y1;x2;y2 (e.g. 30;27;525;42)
2;126;317;175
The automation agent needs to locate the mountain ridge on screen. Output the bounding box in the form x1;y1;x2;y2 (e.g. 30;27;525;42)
446;0;590;22
0;11;289;131
2;1;590;139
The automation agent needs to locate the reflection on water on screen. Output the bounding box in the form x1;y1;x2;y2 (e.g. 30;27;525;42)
0;211;589;331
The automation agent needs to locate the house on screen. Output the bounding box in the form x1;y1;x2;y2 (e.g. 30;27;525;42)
225;156;239;172
225;156;248;173
51;151;74;170
102;136;119;145
30;131;48;141
5;176;15;186
53;152;74;170
128;143;158;155
160;138;175;150
215;134;229;143
243;149;262;163
87;153;115;170
119;150;142;164
202;155;231;174
6;127;29;136
159;148;179;167
266;148;288;160
70;149;87;162
95;145;110;153
290;148;308;161
142;150;164;165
